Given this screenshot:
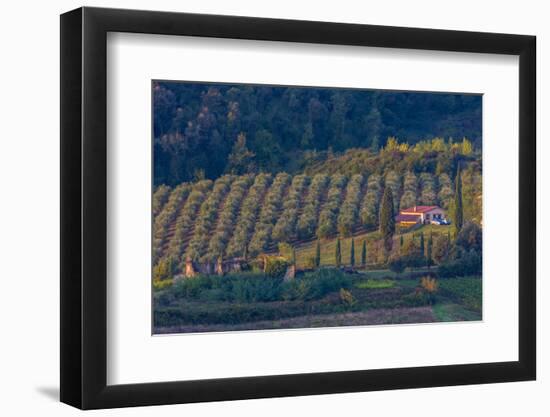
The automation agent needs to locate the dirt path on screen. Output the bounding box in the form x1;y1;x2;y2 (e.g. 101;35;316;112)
154;306;436;334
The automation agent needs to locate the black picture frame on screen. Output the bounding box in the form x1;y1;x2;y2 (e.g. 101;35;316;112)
60;6;536;410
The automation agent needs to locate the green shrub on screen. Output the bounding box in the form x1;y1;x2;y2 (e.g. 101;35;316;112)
264;256;289;278
285;268;353;301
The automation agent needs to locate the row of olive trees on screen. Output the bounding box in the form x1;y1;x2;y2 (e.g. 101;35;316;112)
419;172;437;206
337;174;364;237
153;163;480;273
359;174;382;228
152;185;171;218
206;175;254;261
152;183;193;263
248;173;291;256
185;175;234;261
296;173;330;239
316;174;348;239
225;173;272;258
164;180;212;266
272;174;309;243
399;171;417;209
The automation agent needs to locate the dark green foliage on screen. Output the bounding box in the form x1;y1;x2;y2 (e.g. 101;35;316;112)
388;257;405;274
427;233;433;267
153;81;482;187
315;240;321;268
439;222;482;277
361;240;367;267
454;221;482;254
335;238;342;267
420;232;425;257
379;186;395;254
432;234;451;264
160;268;352;305
285;269;353;301
451;165;464;237
264;257;289;279
438;250;482;277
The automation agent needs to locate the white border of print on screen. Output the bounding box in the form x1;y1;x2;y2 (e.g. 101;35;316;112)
106;32;518;385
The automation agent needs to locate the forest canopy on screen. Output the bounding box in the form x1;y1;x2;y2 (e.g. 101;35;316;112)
153;81;482;186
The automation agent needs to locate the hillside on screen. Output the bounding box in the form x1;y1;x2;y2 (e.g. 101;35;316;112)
153;149;482;275
153;82;482;186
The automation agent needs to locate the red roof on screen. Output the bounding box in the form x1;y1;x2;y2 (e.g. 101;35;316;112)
395;214;421;222
400;205;439;214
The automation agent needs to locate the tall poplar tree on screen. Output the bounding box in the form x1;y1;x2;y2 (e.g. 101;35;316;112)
315;239;321;268
335;238;342;268
379;186;395;255
451;165;463;238
427;232;433;268
350;238;355;268
361;240;367;267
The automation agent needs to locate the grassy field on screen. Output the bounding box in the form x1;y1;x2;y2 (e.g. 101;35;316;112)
153;270;481;333
294;224;451;269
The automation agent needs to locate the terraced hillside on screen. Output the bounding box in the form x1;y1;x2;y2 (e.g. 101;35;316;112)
153;165;481;274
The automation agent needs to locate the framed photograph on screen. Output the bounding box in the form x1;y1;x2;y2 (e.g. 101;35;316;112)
60;6;536;409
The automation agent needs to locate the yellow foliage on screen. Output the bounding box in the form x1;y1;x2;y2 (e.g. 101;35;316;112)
461;138;473;155
384;137;400;151
398;143;410;152
420;276;439;293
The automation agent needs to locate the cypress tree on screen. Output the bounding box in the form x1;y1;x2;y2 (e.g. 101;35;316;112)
350;238;355;268
427;232;433;268
335;238;342;268
400;235;404;249
451;165;463;238
420;232;425;256
315;239;321;268
379;186;395;255
361;240;367;267
291;247;296;267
